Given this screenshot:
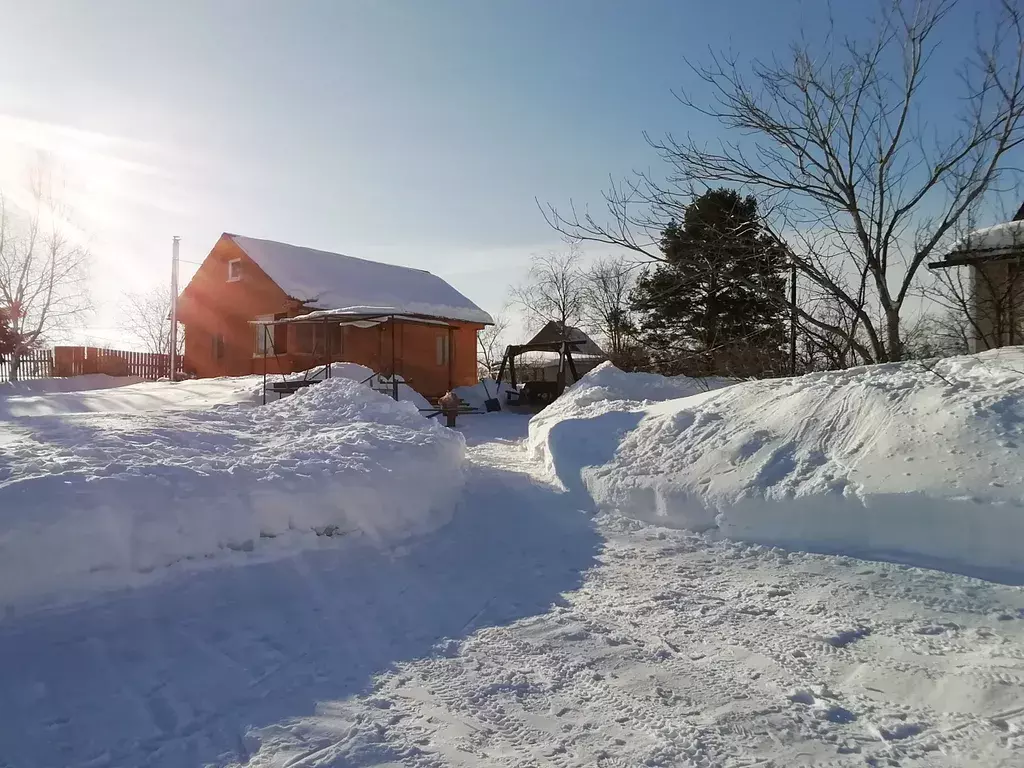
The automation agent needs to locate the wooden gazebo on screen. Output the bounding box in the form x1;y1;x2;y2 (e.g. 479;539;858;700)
494;321;603;404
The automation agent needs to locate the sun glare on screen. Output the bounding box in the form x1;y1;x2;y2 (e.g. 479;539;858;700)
0;114;173;243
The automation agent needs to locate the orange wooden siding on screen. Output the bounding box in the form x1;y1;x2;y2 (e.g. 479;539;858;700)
175;235;484;397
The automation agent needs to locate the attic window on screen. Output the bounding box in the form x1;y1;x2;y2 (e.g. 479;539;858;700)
227;258;242;282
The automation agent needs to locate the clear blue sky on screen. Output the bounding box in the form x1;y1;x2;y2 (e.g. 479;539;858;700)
0;0;1004;343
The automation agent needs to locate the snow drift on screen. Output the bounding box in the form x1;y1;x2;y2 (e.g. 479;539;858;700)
453;378;511;410
528;362;734;480
0;374;267;417
0;362;434;419
0;377;466;608
530;354;1024;581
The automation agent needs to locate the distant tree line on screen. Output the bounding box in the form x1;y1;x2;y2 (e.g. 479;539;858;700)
505;180;979;380
503;188;793;379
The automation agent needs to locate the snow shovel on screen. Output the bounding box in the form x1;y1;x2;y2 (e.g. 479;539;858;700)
481;379;501;412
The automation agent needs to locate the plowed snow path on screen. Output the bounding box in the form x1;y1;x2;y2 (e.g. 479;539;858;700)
2;415;1023;766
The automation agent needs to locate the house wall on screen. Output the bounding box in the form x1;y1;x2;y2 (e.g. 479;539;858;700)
175;237;484;397
969;261;1024;353
382;321;482;397
177;236;294;378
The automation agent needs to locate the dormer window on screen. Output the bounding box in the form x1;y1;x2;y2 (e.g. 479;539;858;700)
227;258;242;282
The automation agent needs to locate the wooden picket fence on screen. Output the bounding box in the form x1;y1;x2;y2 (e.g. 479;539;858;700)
0;346;182;383
0;348;53;382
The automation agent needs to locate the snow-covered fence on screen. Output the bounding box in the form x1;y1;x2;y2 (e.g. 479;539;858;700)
52;346;182;380
0;348;53;381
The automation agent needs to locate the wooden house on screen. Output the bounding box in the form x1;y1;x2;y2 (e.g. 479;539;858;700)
175;234;493;398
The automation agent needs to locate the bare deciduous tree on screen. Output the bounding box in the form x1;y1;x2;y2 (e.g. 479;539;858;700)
901;310;971;359
509;245;586;332
0;169;90;380
477;311;509;376
544;0;1024;364
118;287;184;356
581;256;636;359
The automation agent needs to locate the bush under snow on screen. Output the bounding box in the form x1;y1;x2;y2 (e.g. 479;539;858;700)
0;377;465;608
529;353;1024;581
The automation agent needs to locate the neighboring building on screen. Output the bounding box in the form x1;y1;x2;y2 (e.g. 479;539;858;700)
175;233;493;397
929;208;1024;353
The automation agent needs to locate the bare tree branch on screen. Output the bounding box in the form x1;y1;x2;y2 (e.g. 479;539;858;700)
0;161;91;381
581;255;637;358
543;0;1024;364
117;287;184;356
509;245;586;332
476;311;509;376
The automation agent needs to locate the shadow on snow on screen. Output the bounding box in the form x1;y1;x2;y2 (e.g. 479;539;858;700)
0;459;601;768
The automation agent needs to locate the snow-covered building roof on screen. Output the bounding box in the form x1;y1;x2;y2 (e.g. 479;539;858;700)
933;216;1024;268
953;220;1024;255
525;321;606;358
228;234;494;325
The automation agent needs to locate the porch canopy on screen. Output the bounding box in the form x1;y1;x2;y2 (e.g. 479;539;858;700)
250;307;454;403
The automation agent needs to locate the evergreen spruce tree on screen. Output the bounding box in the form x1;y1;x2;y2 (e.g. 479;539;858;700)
630;189;788;376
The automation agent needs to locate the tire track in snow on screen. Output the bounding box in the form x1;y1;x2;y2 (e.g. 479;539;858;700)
236;421;1024;767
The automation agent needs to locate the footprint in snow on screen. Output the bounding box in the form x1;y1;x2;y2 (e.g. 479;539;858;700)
876;721;926;741
823;626;872;648
788;688;857;724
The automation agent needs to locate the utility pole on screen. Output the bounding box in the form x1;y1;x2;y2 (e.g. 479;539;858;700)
169;236;180;381
789;261;798;376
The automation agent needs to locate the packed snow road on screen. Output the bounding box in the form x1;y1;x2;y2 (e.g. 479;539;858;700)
2;413;1023;767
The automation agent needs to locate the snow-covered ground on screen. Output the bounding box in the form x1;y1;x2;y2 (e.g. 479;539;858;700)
2;362;1024;766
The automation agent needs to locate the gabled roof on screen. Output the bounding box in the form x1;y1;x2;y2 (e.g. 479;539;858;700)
227;234;493;325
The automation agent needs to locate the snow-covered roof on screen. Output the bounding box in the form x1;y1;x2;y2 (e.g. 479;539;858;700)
524;322;606;357
228;234;493;325
946;220;1024;259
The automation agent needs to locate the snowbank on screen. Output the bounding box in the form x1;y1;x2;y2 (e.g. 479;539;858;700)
0;377;466;608
529;353;1024;581
272;363;432;410
0;375;266;417
0;374;142;396
528;362;734;477
1;362;434;419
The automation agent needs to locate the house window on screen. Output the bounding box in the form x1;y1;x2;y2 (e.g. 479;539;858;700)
254;315;274;356
212;333;225;361
436;333;449;366
227;258;242;282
